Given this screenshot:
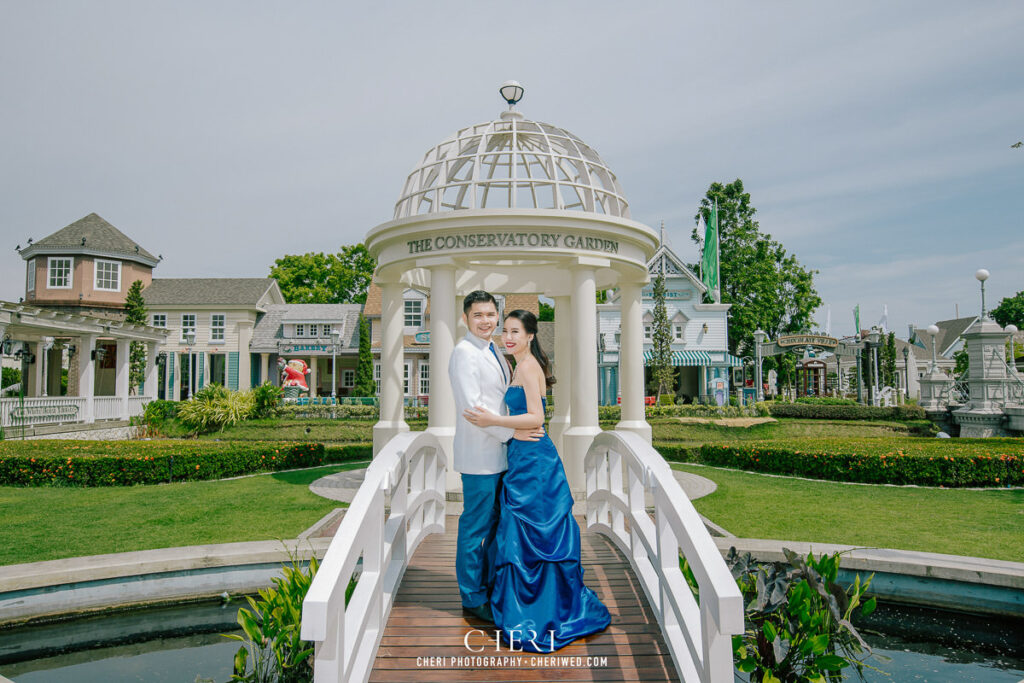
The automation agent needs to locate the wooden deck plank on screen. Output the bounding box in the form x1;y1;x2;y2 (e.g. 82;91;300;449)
369;515;680;683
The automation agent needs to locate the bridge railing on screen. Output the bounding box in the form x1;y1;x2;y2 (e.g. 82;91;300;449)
585;430;744;683
301;431;446;683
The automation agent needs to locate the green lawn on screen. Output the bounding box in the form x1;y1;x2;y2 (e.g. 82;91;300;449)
0;462;366;567
674;463;1024;562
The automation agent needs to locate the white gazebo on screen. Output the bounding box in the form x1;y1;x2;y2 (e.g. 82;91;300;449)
365;83;660;494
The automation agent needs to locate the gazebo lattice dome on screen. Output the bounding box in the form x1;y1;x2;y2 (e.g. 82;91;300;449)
394;111;630;220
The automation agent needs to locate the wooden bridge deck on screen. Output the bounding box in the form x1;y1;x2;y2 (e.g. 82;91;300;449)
370;515;681;682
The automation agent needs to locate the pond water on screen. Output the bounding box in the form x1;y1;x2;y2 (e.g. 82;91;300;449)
0;600;1022;682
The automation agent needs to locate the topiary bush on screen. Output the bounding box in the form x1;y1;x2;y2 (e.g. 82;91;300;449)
767;402;925;421
0;440;371;487
698;438;1024;487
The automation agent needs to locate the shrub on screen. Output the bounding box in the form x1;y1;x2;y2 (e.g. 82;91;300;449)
767;402;925;421
698;438;1024;487
178;386;255;434
795;396;858;406
597;403;765;421
0;440;370;487
251;382;284;419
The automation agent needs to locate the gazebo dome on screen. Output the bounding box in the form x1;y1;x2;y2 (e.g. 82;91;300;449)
394;109;630;220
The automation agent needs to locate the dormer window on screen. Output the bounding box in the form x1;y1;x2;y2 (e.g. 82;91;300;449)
47;257;73;289
94;259;121;292
26;259;36;292
404;299;423;328
295;324;305;337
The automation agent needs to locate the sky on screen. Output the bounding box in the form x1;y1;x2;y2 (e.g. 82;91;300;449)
1;1;1021;339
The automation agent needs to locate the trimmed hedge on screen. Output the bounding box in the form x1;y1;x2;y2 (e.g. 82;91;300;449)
767;402;925;421
0;440;372;487
597;403;771;421
696;439;1024;487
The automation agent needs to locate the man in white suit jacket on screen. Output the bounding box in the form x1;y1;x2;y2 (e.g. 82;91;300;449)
449;290;538;622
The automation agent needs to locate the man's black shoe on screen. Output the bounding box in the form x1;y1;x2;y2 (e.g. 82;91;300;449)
462;603;494;623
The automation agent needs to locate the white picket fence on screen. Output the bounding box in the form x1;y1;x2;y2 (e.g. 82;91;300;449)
585;430;744;683
0;396;88;428
301;431;446;683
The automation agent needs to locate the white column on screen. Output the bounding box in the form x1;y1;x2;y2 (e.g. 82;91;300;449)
548;295;572;454
116;338;130;419
237;321;254;390
373;280;409;454
425;263;458;492
78;334;97;423
33;341;45;397
616;281;652;442
563;263;602;493
260;353;270;386
309;357;318;397
144;342;159;399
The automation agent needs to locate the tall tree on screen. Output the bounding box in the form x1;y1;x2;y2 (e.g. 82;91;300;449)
270;244;376;304
354;314;375;397
538;301;554;322
992;290;1024;328
124;280;148;394
650;273;675;401
691;180;822;355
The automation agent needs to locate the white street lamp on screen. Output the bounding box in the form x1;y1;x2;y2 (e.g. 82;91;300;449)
184;329;197;399
1007;324;1019;368
499;80;524;109
753;329;767;402
927;324;940;371
976;269;990;320
331;329;341;399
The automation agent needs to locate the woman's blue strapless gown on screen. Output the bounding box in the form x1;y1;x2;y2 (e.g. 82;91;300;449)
489;385;611;653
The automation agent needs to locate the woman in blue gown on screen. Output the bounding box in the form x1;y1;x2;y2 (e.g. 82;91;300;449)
464;309;610;653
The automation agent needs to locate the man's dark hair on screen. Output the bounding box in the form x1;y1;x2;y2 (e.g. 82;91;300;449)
463;290;498;314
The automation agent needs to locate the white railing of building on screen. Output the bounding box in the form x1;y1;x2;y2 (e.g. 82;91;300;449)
128;395;149;418
93;397;123;421
585;430;744;683
301;431;446;683
0;396;88;428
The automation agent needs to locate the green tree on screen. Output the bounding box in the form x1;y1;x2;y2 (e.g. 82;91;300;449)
954;341;969;376
2;367;21;390
124;280;148;394
882;331;897;387
354;314;375;397
650;273;675;401
538;301;554;322
691;180;822;355
270;244;376;304
992;290;1024;328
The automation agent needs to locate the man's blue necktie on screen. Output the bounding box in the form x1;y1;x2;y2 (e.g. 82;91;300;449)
488;342;508;385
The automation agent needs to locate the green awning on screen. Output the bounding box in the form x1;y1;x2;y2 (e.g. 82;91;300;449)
643;350;712;366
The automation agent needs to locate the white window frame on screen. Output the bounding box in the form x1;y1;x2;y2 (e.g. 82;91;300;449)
27;258;36;292
373;361;381;395
674;324;685;341
152;313;167;328
404;299;423;328
181;313;196;342
322;324;333;337
93;258;121;292
644;324;652;341
342;369;355;388
210;313;226;343
295;324;305;337
404;360;413;396
419;363;430;396
47;257;73;289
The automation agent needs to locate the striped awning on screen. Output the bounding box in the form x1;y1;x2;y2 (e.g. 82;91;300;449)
643;350;712;366
725;353;745;367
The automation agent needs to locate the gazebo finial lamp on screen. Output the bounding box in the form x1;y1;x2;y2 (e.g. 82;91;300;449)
365;83;660;495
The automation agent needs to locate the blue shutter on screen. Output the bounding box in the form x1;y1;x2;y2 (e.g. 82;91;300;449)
168;351;175;397
228;352;239;390
198;352;205;389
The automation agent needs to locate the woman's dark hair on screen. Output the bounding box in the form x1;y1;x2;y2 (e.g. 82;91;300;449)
504;309;556;387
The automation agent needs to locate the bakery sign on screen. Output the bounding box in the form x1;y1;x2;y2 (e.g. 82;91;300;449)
776;334;839;349
407;232;619;255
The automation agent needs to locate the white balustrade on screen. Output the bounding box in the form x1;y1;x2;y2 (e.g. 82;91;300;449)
128;396;149;418
585;430;744;683
302;431;447;683
0;396;88;428
93;397;123;421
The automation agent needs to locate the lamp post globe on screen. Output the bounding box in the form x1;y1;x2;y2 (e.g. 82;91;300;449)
499;80;524;108
976;269;990;319
927;324;940;370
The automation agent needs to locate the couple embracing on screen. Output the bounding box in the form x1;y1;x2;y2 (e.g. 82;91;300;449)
448;290;610;653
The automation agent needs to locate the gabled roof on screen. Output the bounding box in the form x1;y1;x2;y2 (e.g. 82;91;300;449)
647;244;706;293
251;304;362;352
20;213;158;266
143;278;282;307
932;316;979;357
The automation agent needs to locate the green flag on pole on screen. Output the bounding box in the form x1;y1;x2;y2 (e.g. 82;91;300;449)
701;203;719;302
853;305;861;335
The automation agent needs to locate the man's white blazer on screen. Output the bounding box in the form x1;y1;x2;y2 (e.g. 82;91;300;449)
449;332;515;474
